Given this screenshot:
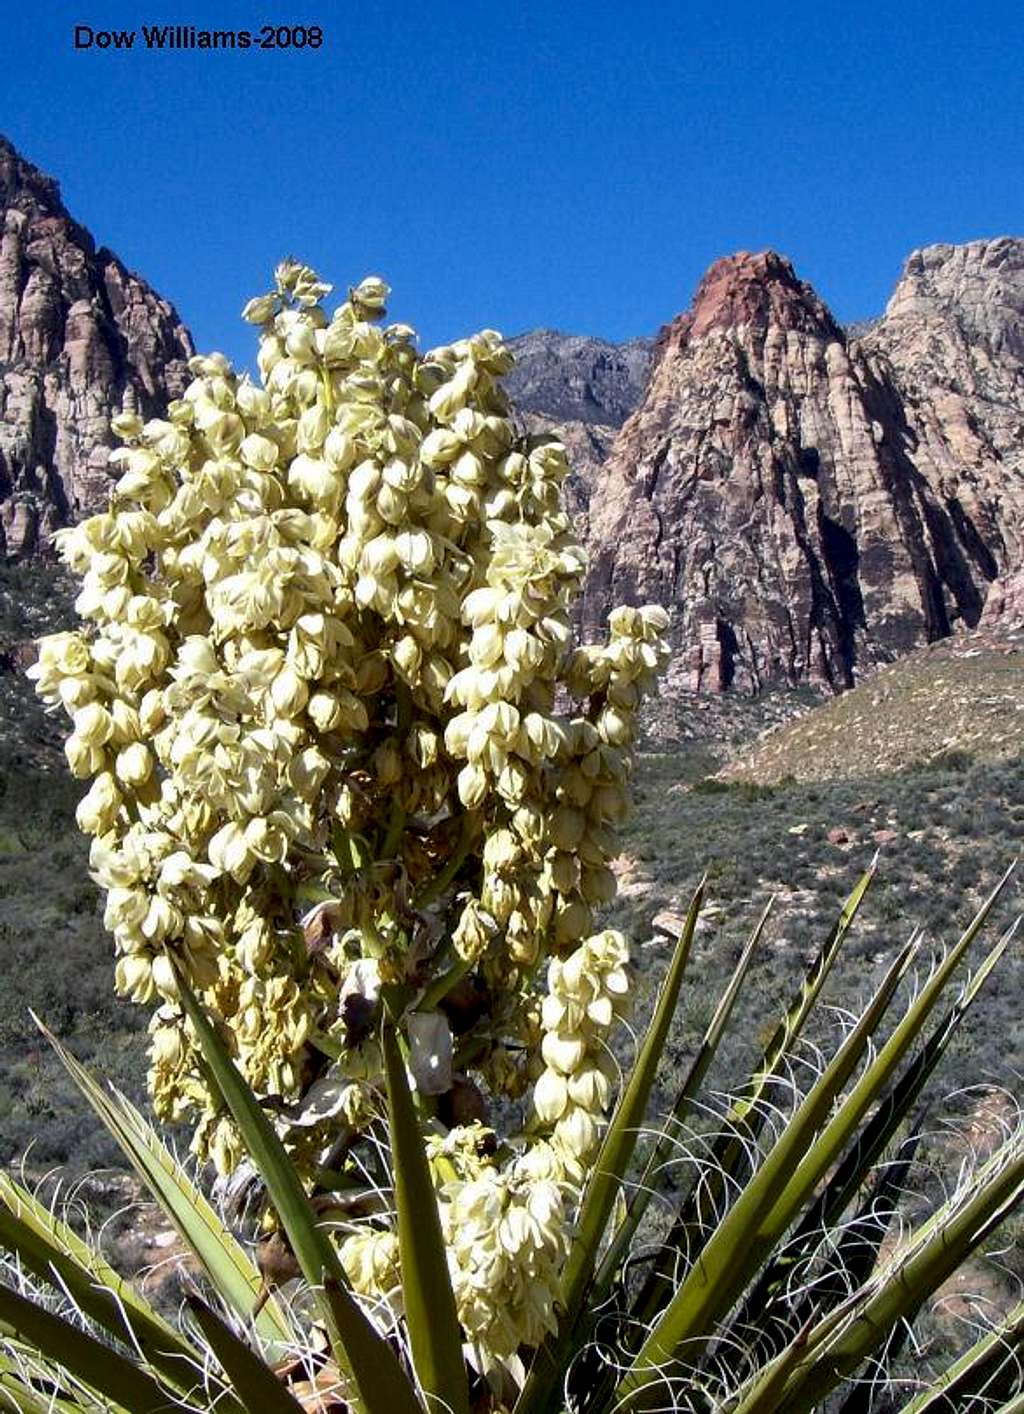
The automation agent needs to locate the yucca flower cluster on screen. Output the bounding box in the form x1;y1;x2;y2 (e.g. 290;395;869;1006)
30;261;669;1363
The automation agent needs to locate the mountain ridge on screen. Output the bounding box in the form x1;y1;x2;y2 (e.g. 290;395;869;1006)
0;133;193;555
1;134;1022;707
579;239;1024;694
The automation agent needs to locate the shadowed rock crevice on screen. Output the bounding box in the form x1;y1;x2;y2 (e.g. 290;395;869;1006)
817;507;863;672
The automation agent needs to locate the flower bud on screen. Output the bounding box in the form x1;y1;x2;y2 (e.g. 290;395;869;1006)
419;429;461;466
115;953;155;1003
407;724;439;769
553;1107;598;1159
150;1023;185;1067
73;701;114;746
150;952;180;1001
350;276;390;315
554;896;593;946
533;1068;569;1124
242;293;279;324
549;850;579;893
581;865;617;905
372;740;402;786
239;433;279;471
65;734;105;778
394;529;434;573
496;759;528;804
457;763;488;809
390;634;421;681
567;1063;612;1112
270;666;309;717
298;402;330;453
115;742;153;788
540;1031;587;1075
76;771;122;834
111;412;144;440
307;690;343;732
452;899;496;962
597;705;633;747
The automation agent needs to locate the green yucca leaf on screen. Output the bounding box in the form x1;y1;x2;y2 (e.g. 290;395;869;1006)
820;916;1016;1235
579;898;773;1414
185;1295;307;1413
0;1282;174;1412
516;881;704;1414
634;863;876;1323
894;1297;1024;1413
616;933;917;1407
36;1014;292;1351
718;859;877;1133
718;889;1017;1353
745;915;1017;1342
382;1023;469;1414
1;1347;95;1414
741;1122;927;1392
565;879;703;1308
721;1317;815;1414
593;893;771;1304
0;1368;90;1414
0;1177;240;1412
761;864;1017;1239
0;1388;73;1413
0;1173;176;1342
778;1133;1024;1414
169;963;424;1414
319;1278;436;1414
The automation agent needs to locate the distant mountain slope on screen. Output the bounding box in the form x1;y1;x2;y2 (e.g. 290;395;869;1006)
721;625;1024;783
504;329;652;425
0;135;193;555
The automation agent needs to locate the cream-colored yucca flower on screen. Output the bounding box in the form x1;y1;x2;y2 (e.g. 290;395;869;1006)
32;259;671;1371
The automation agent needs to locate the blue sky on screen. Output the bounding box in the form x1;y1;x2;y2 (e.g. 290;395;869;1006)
4;1;1022;372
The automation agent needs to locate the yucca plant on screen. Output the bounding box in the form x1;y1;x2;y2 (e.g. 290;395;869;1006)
4;260;1023;1412
2;864;1022;1413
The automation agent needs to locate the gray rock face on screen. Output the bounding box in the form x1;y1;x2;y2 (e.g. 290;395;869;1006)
862;238;1024;579
505;329;652;426
0;135;193;557
579;244;1024;693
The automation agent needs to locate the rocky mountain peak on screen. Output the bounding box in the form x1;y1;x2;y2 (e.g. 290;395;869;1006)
0;135;62;213
0;135;193;557
665;249;841;348
879;236;1024;360
3;134;1021;709
582;241;1024;695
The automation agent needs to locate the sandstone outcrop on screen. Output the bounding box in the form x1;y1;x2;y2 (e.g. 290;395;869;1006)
0;136;193;557
979;568;1024;632
863;238;1024;583
581;245;1024;692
